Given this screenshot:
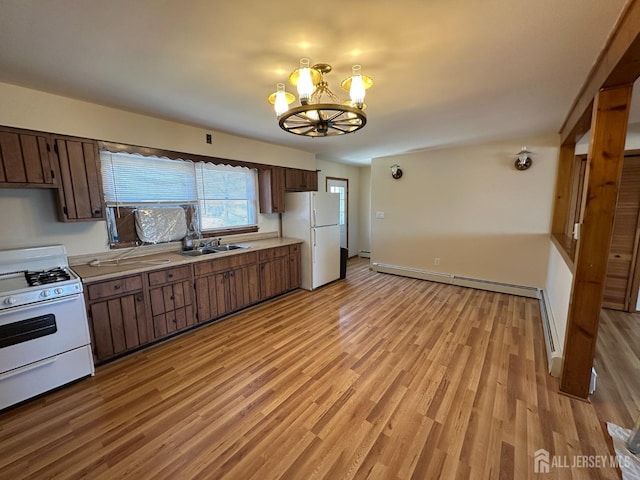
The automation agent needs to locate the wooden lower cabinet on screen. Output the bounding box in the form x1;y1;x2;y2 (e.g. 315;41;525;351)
87;244;302;363
194;251;260;322
148;265;195;338
259;253;290;299
289;244;302;289
86;275;150;363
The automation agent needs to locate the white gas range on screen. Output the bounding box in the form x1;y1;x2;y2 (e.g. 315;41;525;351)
0;245;94;410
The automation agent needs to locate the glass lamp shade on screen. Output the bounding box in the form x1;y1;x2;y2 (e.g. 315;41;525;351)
274;84;290;116
296;58;314;103
349;65;366;105
267;83;295;116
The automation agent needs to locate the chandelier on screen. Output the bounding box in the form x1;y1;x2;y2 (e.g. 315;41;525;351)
268;58;373;137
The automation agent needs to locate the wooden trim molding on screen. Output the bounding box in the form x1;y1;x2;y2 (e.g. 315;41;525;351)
560;84;633;398
98;141;268;171
559;0;640;145
551;144;577;237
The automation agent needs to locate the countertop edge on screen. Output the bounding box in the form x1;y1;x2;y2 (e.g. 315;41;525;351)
72;237;304;283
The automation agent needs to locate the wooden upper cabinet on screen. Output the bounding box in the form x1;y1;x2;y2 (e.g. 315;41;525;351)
285;168;318;192
53;136;105;222
0;126;55;188
258;166;286;214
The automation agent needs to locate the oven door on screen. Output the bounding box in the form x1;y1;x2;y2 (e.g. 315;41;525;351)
0;294;91;374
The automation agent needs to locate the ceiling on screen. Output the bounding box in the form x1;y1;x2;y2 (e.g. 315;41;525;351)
0;0;633;165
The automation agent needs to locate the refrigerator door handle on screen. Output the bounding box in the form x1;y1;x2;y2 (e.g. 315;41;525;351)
313;228;317;264
312;209;317;227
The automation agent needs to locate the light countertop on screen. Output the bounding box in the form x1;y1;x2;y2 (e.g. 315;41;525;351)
71;237;303;283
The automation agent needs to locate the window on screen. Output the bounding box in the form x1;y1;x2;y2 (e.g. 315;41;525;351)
195;163;257;231
100;152;258;245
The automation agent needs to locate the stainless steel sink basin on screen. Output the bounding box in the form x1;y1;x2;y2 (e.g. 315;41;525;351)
181;244;248;256
181;247;220;257
212;244;249;252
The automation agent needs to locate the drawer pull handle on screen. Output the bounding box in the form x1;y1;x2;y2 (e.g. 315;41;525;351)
170;296;175;300
168;273;174;278
0;357;56;381
114;284;121;290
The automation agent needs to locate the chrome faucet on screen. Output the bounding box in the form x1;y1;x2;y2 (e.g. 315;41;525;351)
201;237;222;248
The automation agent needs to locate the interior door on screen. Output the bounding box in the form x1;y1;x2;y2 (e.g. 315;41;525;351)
326;177;348;249
603;155;640;311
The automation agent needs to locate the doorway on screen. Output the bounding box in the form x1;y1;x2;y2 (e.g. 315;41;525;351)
603;152;640;312
326;177;348;250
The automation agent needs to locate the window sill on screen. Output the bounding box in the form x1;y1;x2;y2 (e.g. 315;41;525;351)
550;233;576;271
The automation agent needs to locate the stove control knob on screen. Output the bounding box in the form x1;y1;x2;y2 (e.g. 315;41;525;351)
54;288;64;295
41;289;52;298
4;297;17;305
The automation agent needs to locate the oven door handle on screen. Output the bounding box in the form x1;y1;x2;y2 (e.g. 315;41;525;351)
0;356;57;381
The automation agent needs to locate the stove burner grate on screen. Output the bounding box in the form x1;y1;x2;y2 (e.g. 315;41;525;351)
24;268;71;287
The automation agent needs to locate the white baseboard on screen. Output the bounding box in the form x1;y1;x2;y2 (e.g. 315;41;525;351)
371;262;539;298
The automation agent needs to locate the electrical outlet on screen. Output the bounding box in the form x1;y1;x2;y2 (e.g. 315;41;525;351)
206;133;212;144
375;211;385;219
434;257;440;266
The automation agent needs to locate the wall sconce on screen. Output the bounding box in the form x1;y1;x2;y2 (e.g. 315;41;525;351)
390;164;403;179
515;146;533;171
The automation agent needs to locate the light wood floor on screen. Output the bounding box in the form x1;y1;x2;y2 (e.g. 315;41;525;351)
0;258;623;479
592;308;640;429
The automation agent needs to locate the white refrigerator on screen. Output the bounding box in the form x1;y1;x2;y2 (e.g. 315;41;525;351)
282;191;341;291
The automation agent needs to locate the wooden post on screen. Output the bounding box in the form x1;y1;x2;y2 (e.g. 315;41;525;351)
560;84;633;398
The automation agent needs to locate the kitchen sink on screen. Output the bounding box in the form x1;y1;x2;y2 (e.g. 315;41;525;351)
181;244;248;256
212;244;249;252
181;247;220;257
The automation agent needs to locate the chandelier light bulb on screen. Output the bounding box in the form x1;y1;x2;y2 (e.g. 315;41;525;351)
297;58;314;103
274;83;290;116
349;65;366;106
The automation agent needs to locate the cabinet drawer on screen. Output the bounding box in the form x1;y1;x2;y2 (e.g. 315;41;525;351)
289;244;301;255
87;275;143;300
193;251;257;276
148;265;192;287
258;246;290;262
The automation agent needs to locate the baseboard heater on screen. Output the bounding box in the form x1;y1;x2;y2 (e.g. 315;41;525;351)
371;262;564;377
358;250;371;258
538;290;563;377
371;262;539;298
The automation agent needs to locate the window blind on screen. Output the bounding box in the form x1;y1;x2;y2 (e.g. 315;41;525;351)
100;152;197;205
195;163;258;230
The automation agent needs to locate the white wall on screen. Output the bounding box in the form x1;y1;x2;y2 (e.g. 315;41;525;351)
316;159;362;257
0;82;313;255
0;82;315;169
358;166;371;255
545;241;574;350
370;134;560;287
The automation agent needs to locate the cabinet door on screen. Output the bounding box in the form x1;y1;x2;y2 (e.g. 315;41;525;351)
259;257;290;299
150;280;195;338
258;167;285;213
231;264;260;309
0;128;54;187
285;168;318;192
304;170;318;192
88;293;148;362
54;136;105;221
195;275;220;322
289;251;301;289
